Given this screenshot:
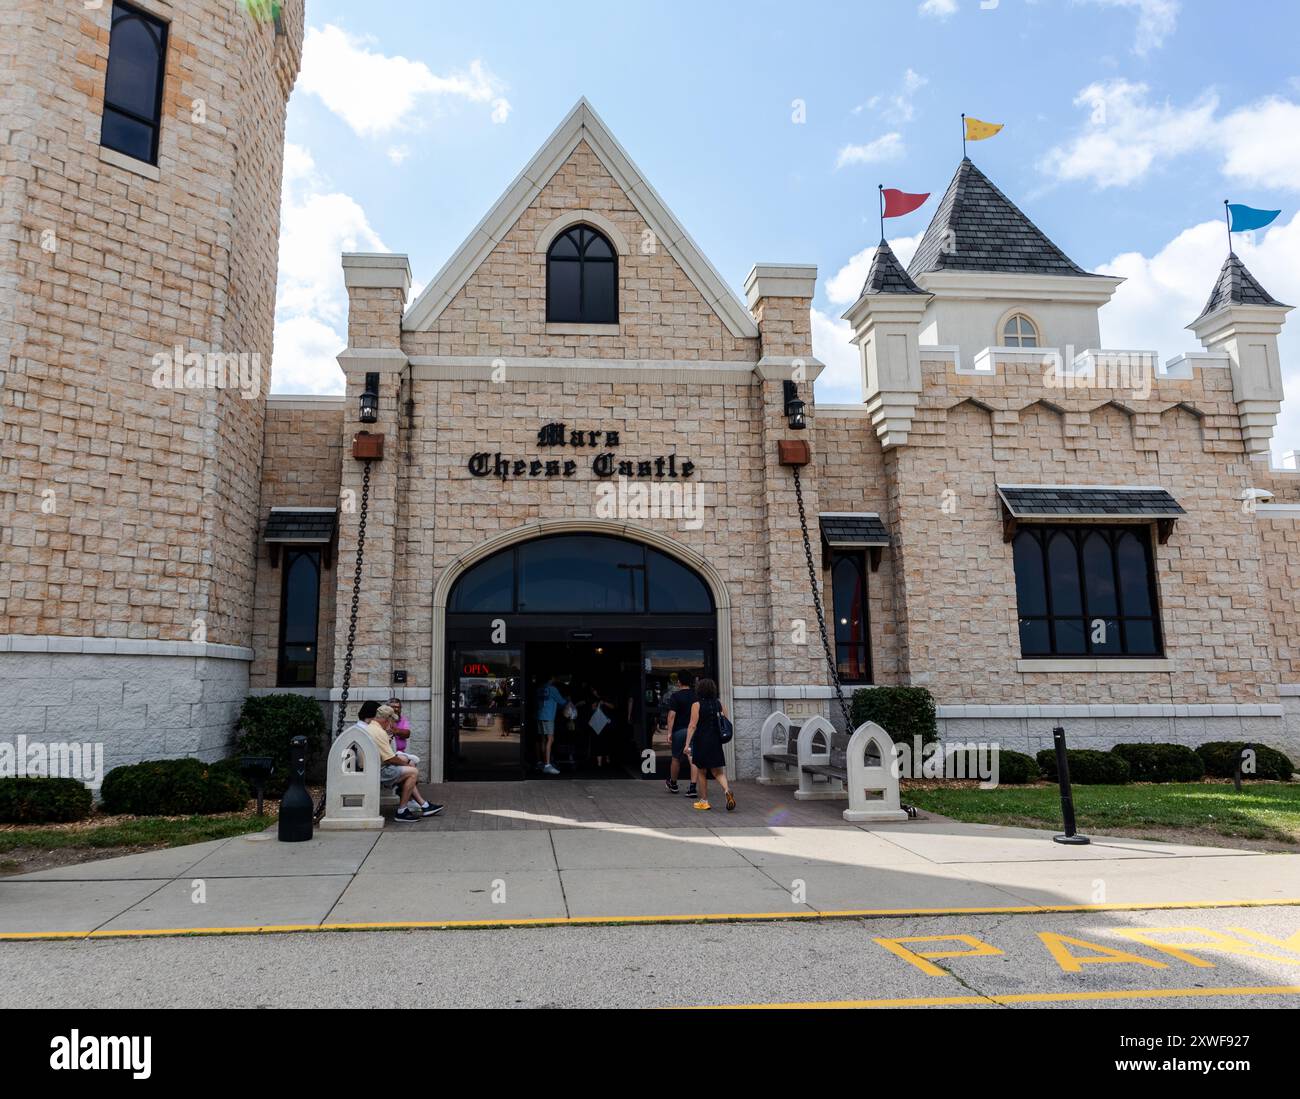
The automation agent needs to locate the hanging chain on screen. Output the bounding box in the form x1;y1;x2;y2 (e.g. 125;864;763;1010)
792;465;852;728
317;459;372;821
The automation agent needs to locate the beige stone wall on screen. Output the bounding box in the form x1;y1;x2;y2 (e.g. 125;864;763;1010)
877;355;1279;707
250;402;346;688
404;142;760;362
0;0;302;646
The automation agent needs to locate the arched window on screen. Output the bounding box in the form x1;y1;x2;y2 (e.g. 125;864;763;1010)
547;225;618;324
1002;313;1040;348
101;2;169;165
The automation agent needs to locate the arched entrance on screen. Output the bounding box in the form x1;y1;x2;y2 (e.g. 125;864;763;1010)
431;523;729;782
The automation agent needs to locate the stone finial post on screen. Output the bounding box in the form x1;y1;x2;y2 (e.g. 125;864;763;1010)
843;291;931;449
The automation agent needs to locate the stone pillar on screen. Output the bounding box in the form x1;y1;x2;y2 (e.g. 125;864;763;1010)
744;265;834;754
332;254;411;712
1190;300;1292;463
843;291;931;449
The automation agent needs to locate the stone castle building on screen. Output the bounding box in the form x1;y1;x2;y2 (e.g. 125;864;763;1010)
3;2;1300;781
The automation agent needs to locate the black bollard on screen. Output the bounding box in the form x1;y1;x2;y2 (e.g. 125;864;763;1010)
1051;726;1090;846
1233;743;1254;794
278;735;314;843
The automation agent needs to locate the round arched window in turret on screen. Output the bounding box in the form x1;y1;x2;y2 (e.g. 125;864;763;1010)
547;225;618;324
1002;313;1040;348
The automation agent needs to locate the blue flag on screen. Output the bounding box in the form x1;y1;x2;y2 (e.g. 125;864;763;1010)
1228;204;1282;233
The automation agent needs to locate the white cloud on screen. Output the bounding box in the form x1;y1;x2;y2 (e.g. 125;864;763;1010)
856;69;929;125
272;144;388;394
919;0;958;19
298;24;511;138
387;145;411;166
1042;82;1300;192
1077;0;1180;56
837;133;905;168
1096;212;1300;459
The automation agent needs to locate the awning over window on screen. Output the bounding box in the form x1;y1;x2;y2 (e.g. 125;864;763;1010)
264;508;337;567
997;485;1184;544
820;513;891;548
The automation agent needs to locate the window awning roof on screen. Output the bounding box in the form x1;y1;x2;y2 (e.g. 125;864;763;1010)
996;485;1184;544
263;508;338;544
820;513;891;548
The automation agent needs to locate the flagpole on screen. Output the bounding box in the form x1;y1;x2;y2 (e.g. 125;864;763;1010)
879;184;885;242
1224;199;1233;255
961;113;967;159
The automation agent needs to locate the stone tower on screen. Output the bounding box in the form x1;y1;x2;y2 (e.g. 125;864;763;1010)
0;0;304;768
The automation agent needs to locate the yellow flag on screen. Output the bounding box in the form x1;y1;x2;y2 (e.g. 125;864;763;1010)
965;116;1004;142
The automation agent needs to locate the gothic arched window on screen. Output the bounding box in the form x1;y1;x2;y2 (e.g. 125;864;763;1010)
547;225;618;324
1002;312;1040;348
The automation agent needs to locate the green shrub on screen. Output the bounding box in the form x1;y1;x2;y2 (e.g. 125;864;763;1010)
1111;743;1205;783
0;777;94;824
1196;742;1295;782
1036;748;1131;785
234;694;328;795
992;749;1040;785
100;759;249;816
850;687;938;749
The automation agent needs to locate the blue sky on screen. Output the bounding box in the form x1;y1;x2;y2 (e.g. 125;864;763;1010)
274;0;1300;450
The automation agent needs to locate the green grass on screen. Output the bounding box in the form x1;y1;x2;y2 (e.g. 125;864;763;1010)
902;782;1300;845
0;813;275;854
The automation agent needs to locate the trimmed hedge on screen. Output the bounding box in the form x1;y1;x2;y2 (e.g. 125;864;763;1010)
1037;748;1131;785
992;749;1040;785
1196;742;1295;782
1111;743;1205;783
234;694;328;796
850;687;938;749
100;759;249;816
0;777;94;824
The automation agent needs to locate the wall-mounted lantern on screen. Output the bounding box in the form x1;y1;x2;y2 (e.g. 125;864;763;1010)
783;380;807;431
359;372;380;424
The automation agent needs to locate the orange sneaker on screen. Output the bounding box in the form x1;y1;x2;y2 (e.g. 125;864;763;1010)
693;800;712;811
725;790;736;811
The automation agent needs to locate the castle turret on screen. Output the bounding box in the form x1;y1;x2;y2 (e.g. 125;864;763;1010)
1188;253;1293;462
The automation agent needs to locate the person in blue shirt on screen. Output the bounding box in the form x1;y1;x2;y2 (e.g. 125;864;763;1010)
536;676;569;776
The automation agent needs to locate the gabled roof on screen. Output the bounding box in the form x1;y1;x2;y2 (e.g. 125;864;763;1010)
908;158;1094;279
1195;252;1290;322
997;485;1184;520
820;513;891;548
861;240;926;296
403;99;759;339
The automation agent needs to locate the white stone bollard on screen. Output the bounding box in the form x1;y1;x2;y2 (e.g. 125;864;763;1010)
319;725;385;831
843;721;909;822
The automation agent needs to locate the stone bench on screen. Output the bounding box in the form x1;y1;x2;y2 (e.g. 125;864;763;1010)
793;717;909;823
319;725;401;832
758;712;802;785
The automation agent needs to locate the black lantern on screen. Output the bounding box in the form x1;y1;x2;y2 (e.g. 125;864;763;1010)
783;379;807;430
359;372;380;424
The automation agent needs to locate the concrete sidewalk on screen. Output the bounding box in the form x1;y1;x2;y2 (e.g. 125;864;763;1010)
4;783;1300;938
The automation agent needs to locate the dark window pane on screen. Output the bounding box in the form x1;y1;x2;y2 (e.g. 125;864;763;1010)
550;231;580;259
1013;531;1047;616
1048;531;1082;615
450;551;515;613
646;550;713;613
581;260;617;323
1124;619;1159;656
1019;619;1050;656
585;234;613;260
105;13;163;119
1082;531;1118;616
1054;618;1087;655
279;550;320;687
518;536;645;613
832;556;865;645
547;259;581;322
837;645;870;684
100;108;154;162
1089;617;1122;654
1117;531;1153;616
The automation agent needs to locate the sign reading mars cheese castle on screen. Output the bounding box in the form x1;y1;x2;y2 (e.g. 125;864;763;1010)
3;6;1300;781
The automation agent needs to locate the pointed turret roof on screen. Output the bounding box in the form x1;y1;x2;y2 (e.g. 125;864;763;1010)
1195;252;1289;321
907;158;1093;279
861;239;926;296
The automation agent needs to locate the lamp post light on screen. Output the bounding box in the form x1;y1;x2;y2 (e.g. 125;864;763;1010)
783;379;807;430
359;372;380;424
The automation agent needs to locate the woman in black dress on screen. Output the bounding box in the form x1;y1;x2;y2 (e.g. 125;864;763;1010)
684;677;735;812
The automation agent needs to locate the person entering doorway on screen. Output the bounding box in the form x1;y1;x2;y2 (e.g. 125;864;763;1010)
535;675;568;776
663;672;698;799
684;677;735;812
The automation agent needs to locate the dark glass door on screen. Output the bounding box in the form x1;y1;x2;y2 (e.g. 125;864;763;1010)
447;647;524;780
642;647;708;779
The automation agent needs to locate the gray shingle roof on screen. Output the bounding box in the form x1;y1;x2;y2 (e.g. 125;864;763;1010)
908;158;1094;278
997;486;1184;520
1196;252;1288;321
861;240;926;296
264;509;338;543
820;513;891;547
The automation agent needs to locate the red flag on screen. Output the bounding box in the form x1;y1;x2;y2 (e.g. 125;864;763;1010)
882;189;930;218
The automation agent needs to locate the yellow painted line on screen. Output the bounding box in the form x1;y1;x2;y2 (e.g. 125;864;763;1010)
702;985;1300;1010
2;897;1299;943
